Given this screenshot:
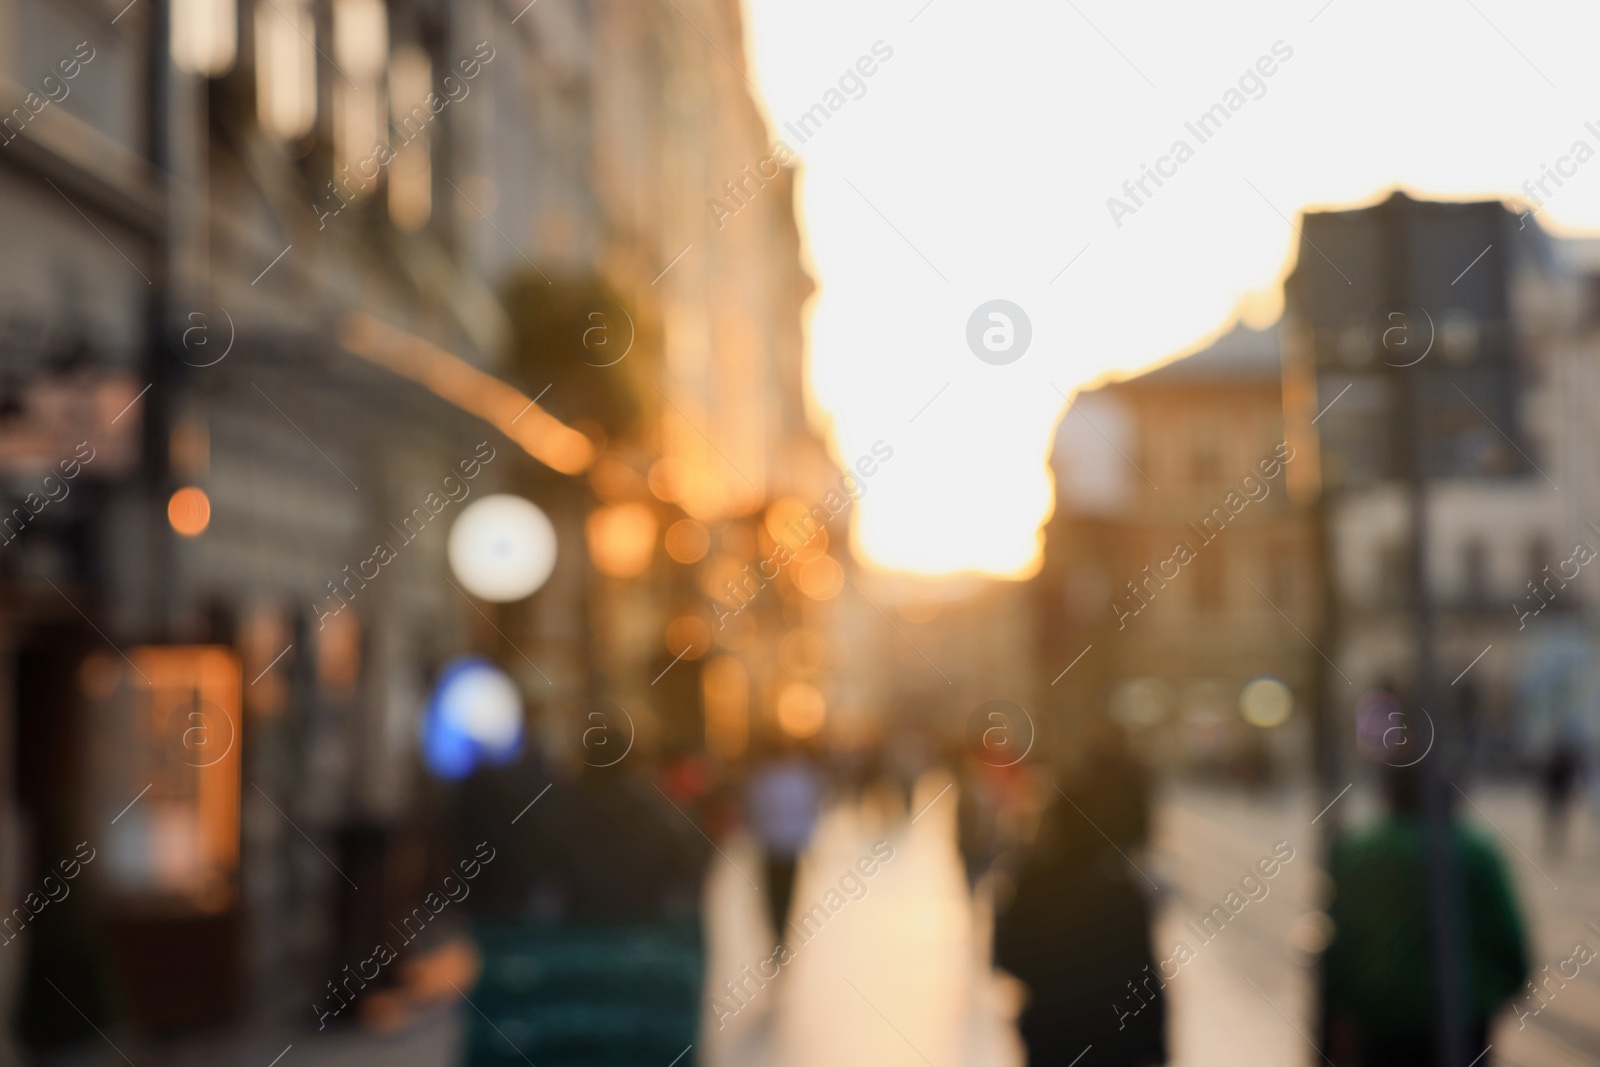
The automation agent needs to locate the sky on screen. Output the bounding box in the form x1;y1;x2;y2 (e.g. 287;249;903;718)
739;0;1600;579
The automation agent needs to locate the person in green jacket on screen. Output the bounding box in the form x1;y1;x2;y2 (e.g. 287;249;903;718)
1321;765;1529;1066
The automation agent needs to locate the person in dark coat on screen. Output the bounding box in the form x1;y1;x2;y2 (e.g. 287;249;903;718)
995;727;1165;1066
1320;765;1528;1066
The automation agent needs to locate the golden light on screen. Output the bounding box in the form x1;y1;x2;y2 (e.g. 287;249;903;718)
697;554;749;602
666;615;712;660
714;606;756;651
586;503;657;578
337;313;595;474
664;519;710;564
702;655;749;759
171;0;238;76
669;466;734;521
779;629;829;676
648;457;684;502
776;681;826;739
315;608;361;700
795;555;844;601
1240;677;1294;728
117;646;242;909
167;486;211;537
765;497;828;560
589;453;647;501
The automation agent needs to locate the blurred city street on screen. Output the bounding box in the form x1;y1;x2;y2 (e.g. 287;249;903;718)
26;780;1600;1067
12;1;1600;1064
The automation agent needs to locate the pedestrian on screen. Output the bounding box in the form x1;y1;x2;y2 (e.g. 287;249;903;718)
745;736;825;950
1540;729;1582;860
1320;765;1529;1066
994;723;1165;1066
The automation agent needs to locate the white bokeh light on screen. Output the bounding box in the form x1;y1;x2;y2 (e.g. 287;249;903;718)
447;494;558;602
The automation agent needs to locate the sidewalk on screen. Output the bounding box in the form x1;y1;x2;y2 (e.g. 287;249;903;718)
702;773;1022;1067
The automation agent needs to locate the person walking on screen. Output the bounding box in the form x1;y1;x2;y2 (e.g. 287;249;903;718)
745;737;825;950
994;723;1165;1066
1540;731;1583;860
1320;765;1529;1065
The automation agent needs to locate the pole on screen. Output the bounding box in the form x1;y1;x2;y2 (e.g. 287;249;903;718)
1385;194;1468;1066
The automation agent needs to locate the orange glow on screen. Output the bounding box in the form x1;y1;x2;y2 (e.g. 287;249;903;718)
796;555;844;600
589;453;647;501
586;503;658;578
779;629;829;676
648;457;684;502
125;646;242;910
776;681;825;738
765;498;827;563
315;609;360;700
702;655;749;759
666;615;712;660
337;313;595;475
664;519;711;564
167;486;211;537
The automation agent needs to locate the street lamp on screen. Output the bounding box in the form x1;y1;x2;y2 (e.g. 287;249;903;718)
447;494;558;602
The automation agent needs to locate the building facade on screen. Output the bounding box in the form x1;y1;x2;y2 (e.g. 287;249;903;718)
1038;321;1317;775
1284;191;1595;773
0;0;818;1047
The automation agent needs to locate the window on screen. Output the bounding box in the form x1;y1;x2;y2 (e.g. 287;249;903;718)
91;647;242;910
256;0;318;140
388;45;434;230
334;0;389;183
171;0;237;76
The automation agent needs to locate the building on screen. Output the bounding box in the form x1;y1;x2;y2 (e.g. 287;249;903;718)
1037;320;1317;774
1283;190;1593;772
0;0;817;1048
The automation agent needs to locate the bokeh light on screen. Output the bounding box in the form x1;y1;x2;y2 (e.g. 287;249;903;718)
447;494;558;602
586;503;657;578
1239;676;1294;728
664;519;711;563
167;486;211;537
420;656;524;780
776;681;826;738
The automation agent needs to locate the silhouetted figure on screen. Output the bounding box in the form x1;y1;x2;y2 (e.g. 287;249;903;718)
1320;766;1528;1066
746;738;824;948
995;733;1164;1066
453;752;712;1066
955;750;1006;888
1540;735;1582;859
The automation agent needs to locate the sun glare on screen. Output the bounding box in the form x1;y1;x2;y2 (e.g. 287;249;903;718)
742;0;1600;578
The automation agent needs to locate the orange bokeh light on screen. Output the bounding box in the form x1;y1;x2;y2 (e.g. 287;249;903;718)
585;503;657;578
666;615;712;660
664;519;711;564
776;681;825;738
796;555;844;600
168;486;211;537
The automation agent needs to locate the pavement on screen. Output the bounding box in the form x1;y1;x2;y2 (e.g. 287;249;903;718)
27;777;1600;1067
